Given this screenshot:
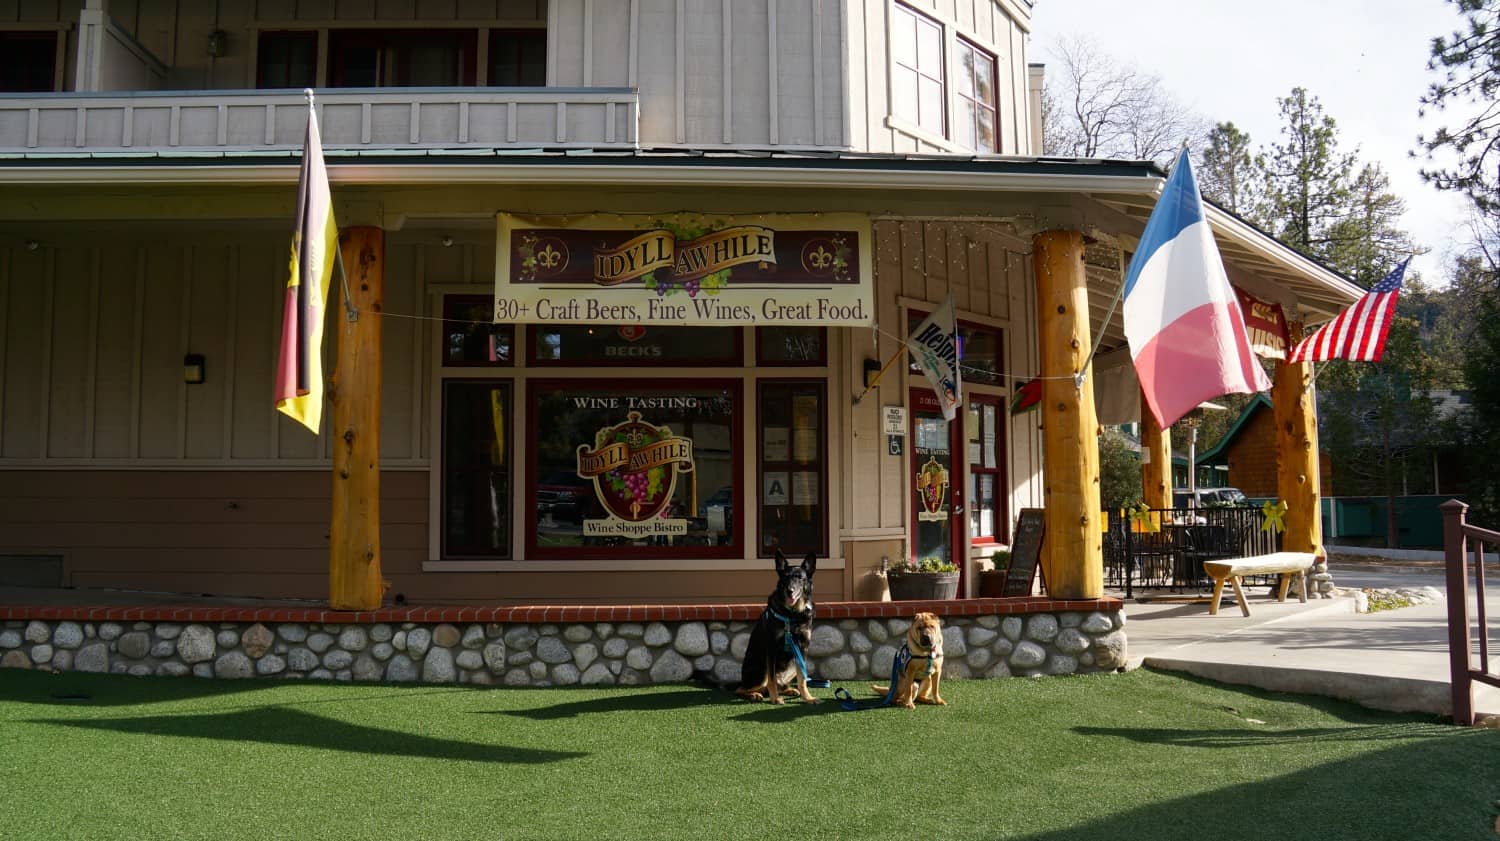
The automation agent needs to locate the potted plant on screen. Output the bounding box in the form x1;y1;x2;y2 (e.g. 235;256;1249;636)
885;556;960;600
978;549;1010;597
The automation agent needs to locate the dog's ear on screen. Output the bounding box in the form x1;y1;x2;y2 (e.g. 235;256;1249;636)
775;549;788;574
801;552;817;577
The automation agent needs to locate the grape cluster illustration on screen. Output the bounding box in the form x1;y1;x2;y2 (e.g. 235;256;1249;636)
620;469;652;503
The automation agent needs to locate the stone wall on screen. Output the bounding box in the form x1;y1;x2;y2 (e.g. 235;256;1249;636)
0;611;1127;685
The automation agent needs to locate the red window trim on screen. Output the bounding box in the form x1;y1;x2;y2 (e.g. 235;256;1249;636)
524;378;745;560
967;393;1008;544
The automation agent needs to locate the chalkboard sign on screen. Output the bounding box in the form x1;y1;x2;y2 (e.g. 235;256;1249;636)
1002;508;1045;597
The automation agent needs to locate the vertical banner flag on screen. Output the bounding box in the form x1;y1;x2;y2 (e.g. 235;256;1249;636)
908;296;962;421
1123;150;1271;428
1287;258;1409;363
274;96;339;434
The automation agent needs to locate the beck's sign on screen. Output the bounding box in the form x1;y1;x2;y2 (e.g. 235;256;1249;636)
495;212;873;326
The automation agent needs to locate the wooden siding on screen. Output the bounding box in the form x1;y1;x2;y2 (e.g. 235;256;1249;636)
847;0;1031;155
858;219;1043;542
0;469;851;603
0;227;429;466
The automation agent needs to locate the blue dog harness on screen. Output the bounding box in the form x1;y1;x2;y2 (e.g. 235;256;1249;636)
834;642;936;711
765;605;830;690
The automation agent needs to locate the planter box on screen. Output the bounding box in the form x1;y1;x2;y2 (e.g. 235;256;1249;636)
888;572;959;601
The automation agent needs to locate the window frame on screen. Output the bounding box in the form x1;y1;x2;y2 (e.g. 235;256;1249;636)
439;378;514;559
755;379;830;558
755;326;828;367
966;393;1007;545
440;294;514;368
523;377;746;561
889;2;948;140
953;36;999;153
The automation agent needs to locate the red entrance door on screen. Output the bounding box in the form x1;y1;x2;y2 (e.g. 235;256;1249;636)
909;388;966;595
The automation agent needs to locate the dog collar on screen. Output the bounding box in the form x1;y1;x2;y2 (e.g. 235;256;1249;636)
765;605;810;625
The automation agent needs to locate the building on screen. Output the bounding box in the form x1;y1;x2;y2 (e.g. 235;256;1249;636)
0;0;1361;609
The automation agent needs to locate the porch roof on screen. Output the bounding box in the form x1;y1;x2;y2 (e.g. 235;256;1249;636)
0;147;1362;321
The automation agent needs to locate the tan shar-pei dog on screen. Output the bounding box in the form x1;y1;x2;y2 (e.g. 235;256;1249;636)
871;611;946;708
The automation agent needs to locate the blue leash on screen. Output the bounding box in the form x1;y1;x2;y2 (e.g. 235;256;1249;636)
766;606;830;690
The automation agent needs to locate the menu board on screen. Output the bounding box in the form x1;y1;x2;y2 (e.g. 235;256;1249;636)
1003;509;1046;597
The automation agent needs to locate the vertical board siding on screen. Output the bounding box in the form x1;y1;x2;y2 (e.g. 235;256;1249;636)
0;229;426;467
729;0;770;146
682;0;723;146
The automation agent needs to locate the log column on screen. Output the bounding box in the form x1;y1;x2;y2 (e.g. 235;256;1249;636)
1272;323;1323;560
329;226;385;610
1139;387;1172;510
1033;230;1103;599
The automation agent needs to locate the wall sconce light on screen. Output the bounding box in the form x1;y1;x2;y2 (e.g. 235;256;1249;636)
183;353;206;385
206;29;227;58
863;357;882;390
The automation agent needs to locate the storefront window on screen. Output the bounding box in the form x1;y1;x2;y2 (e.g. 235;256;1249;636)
758;381;827;556
527;380;740;558
907;311;1004;386
967;396;1006;543
443;295;512;366
756;326;826;365
530;325;741;366
442;381;511;558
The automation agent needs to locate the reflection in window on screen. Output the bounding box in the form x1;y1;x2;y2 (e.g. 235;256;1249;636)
443;295;512;366
443;381;511;558
530;325;740;366
907;311;1004;387
757;326;826;365
954;39;998;153
489;29;546;86
530;381;739;557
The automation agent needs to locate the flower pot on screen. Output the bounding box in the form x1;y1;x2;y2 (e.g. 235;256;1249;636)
977;569;1008;598
888;571;960;601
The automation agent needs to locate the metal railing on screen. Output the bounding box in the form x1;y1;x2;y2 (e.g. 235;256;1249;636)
1104;506;1280;599
1442;499;1500;726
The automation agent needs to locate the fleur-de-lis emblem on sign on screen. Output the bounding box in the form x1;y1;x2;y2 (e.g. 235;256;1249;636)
536;244;563;268
808;245;834;269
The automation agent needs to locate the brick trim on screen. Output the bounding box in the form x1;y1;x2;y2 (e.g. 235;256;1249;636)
0;597;1122;625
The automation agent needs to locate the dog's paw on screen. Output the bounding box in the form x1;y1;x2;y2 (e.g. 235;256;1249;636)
769;696;785;705
902;701;916;709
802;696;821;705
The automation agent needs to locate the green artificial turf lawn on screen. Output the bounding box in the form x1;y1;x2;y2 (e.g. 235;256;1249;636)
0;668;1495;841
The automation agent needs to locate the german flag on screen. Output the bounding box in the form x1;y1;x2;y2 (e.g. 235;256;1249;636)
274;96;339;434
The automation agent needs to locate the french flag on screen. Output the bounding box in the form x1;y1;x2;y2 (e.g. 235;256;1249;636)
1124;150;1271;428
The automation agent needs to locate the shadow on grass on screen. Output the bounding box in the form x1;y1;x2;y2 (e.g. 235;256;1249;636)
1014;731;1500;841
29;707;586;765
488;688;719;720
1140;667;1445;725
727;699;841;723
0;669;282;706
1074;722;1454;748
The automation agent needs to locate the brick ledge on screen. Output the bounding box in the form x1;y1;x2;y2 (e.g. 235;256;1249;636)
0;597;1121;625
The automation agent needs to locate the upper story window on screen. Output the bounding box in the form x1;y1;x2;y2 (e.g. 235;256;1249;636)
891;4;946;138
329;29;477;87
0;31;58;92
889;4;1001;154
257;31;317;89
489;29;546;86
954;38;998;153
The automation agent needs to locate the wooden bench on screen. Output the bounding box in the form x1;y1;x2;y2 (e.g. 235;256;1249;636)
1202;552;1317;617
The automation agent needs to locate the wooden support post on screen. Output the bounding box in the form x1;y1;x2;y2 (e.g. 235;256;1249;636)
329;226;385;610
1139;387;1172;510
1033;230;1103;599
1272;324;1322;558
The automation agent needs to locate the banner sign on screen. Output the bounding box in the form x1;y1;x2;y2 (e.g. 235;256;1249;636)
496;213;873;326
908;296;962;421
1234;287;1290;360
575;411;695;538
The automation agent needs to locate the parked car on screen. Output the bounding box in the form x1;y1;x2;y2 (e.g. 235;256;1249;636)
1173;487;1249;508
537;471;592;523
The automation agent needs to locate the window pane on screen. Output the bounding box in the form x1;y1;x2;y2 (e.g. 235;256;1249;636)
975;54;995;104
958;323;1003;385
957;42;975;96
955;97;977;151
443;296;512;366
530;382;738;556
530;325;740;366
0;32;56;92
978;106;997;153
891;9;916;68
918;77;944;133
443;381;511;557
916;18;942;73
407;41;461;86
759;382;826;556
983;403;997;468
757;326;826;365
490;29;546;86
892;65;919;124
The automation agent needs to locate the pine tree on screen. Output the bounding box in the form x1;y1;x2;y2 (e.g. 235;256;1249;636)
1259;88;1357;261
1196;122;1260;216
1418;0;1500;211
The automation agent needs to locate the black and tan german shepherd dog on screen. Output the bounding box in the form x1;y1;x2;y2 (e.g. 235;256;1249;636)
735;550;819;705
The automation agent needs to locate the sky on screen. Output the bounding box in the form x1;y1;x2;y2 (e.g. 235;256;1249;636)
1029;0;1475;284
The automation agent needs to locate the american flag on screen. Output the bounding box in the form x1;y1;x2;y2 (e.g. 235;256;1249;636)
1287;258;1409;363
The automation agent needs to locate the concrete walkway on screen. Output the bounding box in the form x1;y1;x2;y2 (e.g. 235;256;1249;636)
1120;562;1500;719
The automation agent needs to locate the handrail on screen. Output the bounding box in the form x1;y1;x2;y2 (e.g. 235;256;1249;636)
1442;499;1499;726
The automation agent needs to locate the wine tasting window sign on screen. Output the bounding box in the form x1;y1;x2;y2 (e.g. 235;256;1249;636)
495;213;874;326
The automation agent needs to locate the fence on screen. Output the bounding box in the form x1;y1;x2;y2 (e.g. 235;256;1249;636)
1104;506;1280;599
1442;499;1499;726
